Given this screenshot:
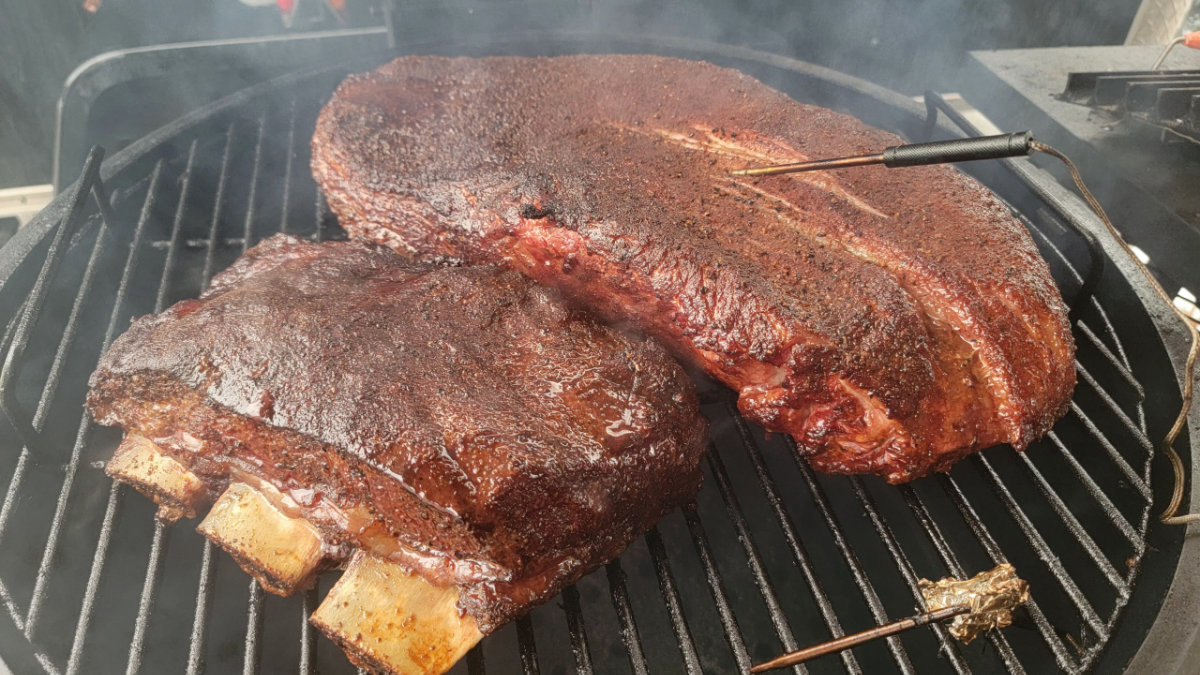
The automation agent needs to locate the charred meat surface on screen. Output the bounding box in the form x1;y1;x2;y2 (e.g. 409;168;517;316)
311;54;1076;483
87;234;708;631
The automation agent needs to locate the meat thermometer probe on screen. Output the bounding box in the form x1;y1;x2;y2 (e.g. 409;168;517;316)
730;131;1034;176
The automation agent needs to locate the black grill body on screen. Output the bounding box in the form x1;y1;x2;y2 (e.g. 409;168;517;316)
0;33;1195;675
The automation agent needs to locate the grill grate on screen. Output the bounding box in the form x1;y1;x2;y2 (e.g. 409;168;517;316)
0;44;1191;674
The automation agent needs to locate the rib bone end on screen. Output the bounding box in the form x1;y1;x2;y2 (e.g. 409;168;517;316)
311;551;483;675
106;434;206;523
198;482;325;596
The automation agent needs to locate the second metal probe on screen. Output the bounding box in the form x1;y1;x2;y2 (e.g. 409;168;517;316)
731;131;1035;176
748;606;970;673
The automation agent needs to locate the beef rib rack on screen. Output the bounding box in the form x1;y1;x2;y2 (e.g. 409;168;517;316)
86;234;708;674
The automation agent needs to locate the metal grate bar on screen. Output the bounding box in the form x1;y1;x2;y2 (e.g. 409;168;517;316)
27;156;177;644
1075;323;1143;398
0;451;27;548
65;160;165;675
0;161;110;543
1074;364;1155;456
153;140;199;313
314;192;330;243
1024;209;1083;282
847;479;971;674
704;448;802;663
898;486;1026;673
1067;264;1149;435
937;474;1079;671
242;580;265;675
516;615;540;675
34;649;61;675
21;414;100;636
682;503;753;672
242;115;268;252
22;219;113;639
278;98;298;235
90;169;118;244
0;148;105;451
65;483;124;675
560;584;594;675
786;440;929;673
13;219;105;433
605;561;649;675
298;587;317;675
644;527;702;673
185;542;217;675
125;522;170;675
0;318;16;384
201;123;239;289
1079;300;1133;372
727;407;867;674
0;580;23;635
1067;402;1151;498
111;144;203;673
127;142;201;673
182;120;238;672
1045;431;1140;543
982;450;1129;594
1012;452;1131;590
1023;208;1106;331
1025;209;1132;372
0;590;25;657
154;236;255;250
938;462;1108;634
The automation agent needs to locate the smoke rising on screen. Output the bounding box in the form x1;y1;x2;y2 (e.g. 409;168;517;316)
0;0;1142;190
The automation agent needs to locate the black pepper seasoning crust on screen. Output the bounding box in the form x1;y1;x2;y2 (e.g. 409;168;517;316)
312;54;1075;483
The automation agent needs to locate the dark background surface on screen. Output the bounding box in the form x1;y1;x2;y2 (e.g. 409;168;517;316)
0;0;1142;190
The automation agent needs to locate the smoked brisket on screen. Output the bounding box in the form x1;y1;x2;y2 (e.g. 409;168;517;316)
311;54;1076;483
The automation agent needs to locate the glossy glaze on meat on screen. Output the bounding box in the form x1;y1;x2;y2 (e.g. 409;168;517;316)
311;54;1076;483
86;235;708;630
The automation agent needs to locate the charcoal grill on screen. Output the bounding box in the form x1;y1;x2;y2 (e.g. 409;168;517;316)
0;32;1196;674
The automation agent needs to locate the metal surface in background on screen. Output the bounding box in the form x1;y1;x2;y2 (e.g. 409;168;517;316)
0;34;1193;674
1061;68;1200;143
959;46;1200;302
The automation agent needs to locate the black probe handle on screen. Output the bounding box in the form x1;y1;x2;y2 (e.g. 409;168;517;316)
882;131;1034;168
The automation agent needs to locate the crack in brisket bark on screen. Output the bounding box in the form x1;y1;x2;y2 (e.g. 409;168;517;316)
612;122;889;219
716;178;1012;434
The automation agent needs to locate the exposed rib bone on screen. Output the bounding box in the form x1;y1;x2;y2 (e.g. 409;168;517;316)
312;551;483;675
105;434;206;523
198;482;325;595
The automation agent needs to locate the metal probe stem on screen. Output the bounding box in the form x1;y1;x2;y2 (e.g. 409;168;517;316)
731;132;1034;177
1152;31;1200;69
747;606;970;673
730;153;884;176
1153;36;1186;70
